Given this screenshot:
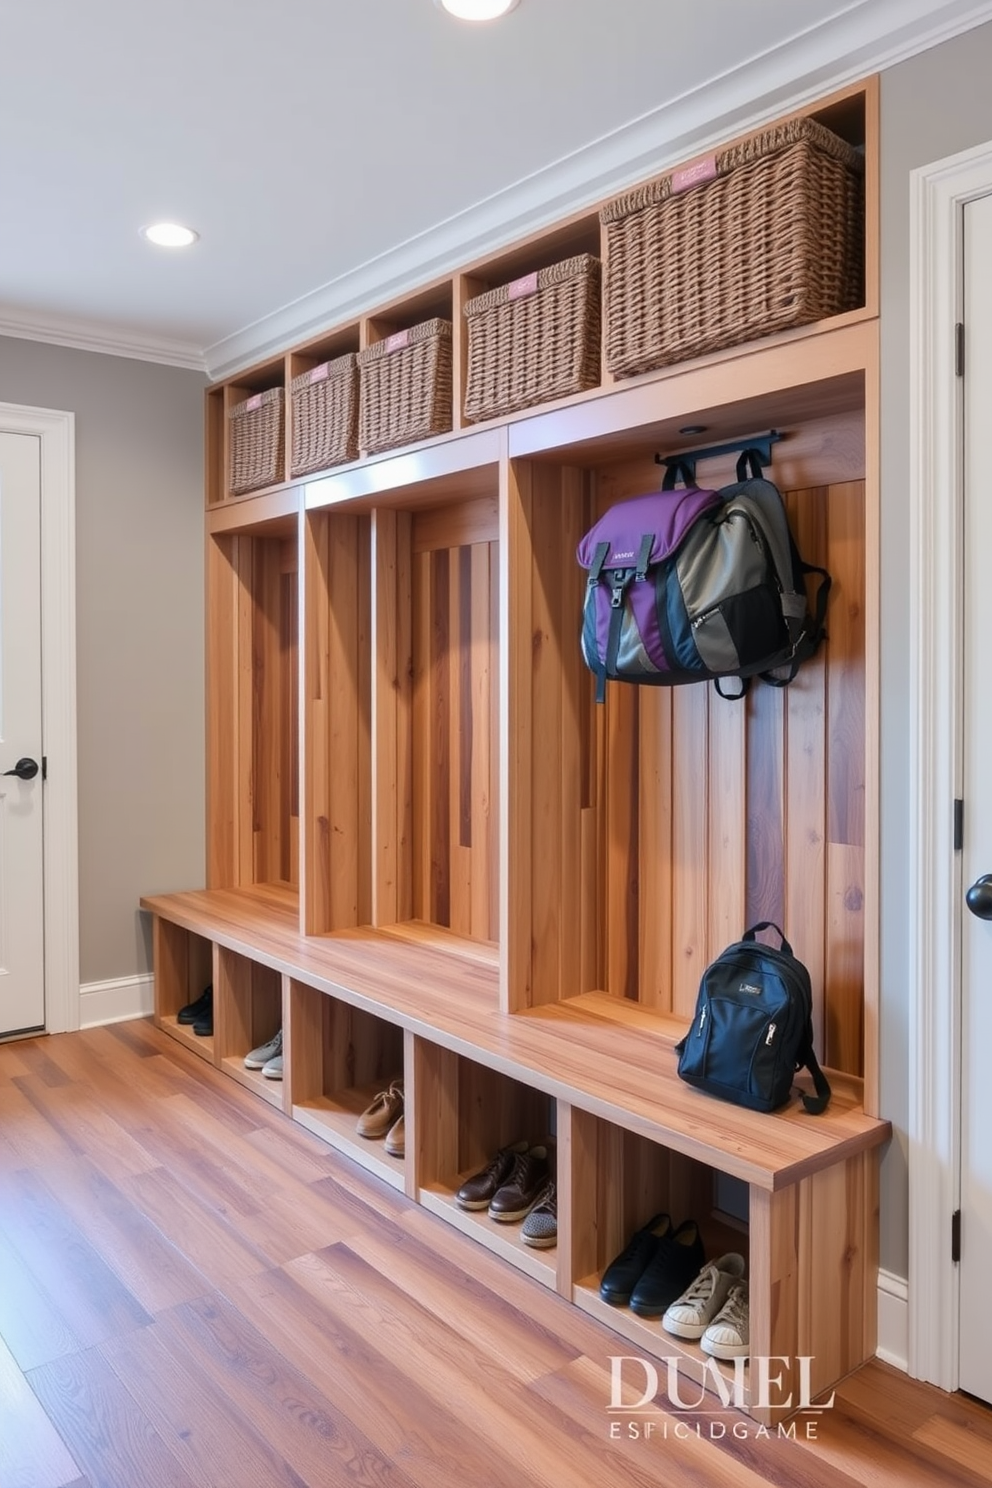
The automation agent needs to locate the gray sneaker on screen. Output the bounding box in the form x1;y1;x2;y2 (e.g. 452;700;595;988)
521;1181;557;1248
261;1053;283;1081
244;1029;282;1070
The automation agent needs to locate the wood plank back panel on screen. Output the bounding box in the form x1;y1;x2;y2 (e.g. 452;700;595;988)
251;538;299;888
407;504;499;945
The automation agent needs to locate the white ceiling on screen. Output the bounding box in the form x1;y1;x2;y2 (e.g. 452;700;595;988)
2;0;991;379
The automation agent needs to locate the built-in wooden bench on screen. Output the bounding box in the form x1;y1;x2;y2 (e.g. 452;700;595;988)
143;885;890;1422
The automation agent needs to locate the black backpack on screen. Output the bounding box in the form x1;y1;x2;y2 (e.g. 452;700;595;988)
675;922;831;1114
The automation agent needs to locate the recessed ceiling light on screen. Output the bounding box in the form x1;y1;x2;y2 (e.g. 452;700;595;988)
141;222;199;248
436;0;519;19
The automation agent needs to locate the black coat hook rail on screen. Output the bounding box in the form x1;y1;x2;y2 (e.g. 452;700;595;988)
654;430;782;484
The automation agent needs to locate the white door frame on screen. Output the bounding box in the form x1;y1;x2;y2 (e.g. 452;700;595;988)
0;403;79;1036
908;139;992;1391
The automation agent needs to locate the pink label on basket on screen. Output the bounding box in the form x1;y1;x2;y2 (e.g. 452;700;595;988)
386;330;411;353
309;363;329;384
245;393;263;411
671;154;718;194
507;271;539;301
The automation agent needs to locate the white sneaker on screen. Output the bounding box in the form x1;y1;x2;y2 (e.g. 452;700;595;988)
662;1254;746;1339
244;1029;282;1070
701;1280;750;1359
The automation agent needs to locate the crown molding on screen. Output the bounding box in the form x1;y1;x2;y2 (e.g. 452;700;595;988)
0;308;206;372
205;0;992;381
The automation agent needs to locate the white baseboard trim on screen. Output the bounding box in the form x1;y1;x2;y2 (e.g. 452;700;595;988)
877;1269;910;1373
78;973;154;1028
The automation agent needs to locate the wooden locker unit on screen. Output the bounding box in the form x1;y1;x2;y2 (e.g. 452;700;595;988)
145;75;889;1421
206;503;301;897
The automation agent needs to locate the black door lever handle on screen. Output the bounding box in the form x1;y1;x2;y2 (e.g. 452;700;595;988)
3;757;39;781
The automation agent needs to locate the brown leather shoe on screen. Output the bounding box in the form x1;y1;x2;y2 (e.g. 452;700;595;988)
356;1080;403;1139
488;1145;551;1222
384;1114;405;1158
455;1139;529;1210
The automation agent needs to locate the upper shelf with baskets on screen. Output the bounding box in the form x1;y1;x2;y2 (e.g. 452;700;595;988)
205;80;876;509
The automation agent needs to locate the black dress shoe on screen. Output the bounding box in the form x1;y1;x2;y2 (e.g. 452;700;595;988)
192;1007;213;1037
599;1213;672;1305
178;986;212;1026
629;1219;706;1318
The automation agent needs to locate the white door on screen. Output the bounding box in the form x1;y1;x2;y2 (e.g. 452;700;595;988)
960;191;992;1405
0;432;45;1036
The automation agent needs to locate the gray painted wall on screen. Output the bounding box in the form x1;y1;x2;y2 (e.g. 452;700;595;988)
0;336;206;985
878;20;992;1278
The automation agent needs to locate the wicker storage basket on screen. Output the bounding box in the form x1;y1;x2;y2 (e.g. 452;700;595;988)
601;118;865;377
357;319;452;455
290;354;359;476
463;253;601;422
228;387;285;495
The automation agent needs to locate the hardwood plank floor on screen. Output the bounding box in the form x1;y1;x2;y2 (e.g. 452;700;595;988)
0;1021;986;1488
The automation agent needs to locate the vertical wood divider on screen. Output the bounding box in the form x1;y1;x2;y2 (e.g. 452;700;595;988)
236;537;255;886
555;1100;577;1300
278;973;293;1115
863;333;880;1116
597;217;616;391
502;437;533;1012
281;353;293;484
408;1034;460;1203
453;274;486;432
371;508;413;927
747;1183;798;1426
206;532;241;887
299;511;315;932
151;916;188;1023
302;510;369;935
862;73;880;322
286;978;323;1118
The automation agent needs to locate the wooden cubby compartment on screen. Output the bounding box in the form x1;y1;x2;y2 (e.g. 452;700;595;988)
412;1038;557;1286
506;400;870;1100
454;211;602;428
288;981;405;1190
206;356;288;505
304;477;500;956
207;514;300;901
151;919;214;1062
214;947;285;1111
567;1107;752;1393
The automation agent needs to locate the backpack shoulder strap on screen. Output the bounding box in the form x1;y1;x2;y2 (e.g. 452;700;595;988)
798;1042;832;1115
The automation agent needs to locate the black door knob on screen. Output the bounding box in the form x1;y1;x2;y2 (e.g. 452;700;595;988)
966;874;992;920
3;757;38;781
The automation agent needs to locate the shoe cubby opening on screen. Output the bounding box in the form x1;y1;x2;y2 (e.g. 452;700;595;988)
287;981;406;1191
207;517;300;902
504;413;870;1098
411;1039;558;1286
564;1106;752;1393
214;948;286;1111
151;918;215;1062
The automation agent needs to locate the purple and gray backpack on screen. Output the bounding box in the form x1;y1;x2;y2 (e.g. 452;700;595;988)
577;451;831;702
